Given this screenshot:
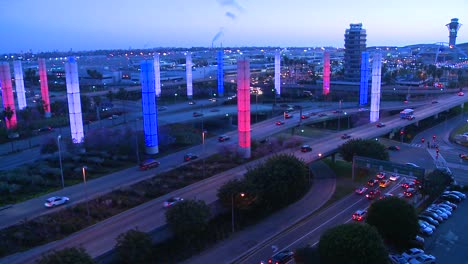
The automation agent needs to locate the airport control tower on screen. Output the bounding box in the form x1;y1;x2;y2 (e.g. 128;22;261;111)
446;18;462;47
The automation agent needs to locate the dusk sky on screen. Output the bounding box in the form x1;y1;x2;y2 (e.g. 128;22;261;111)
0;0;466;53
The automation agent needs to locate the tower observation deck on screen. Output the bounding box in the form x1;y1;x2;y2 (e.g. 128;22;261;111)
446;18;462;47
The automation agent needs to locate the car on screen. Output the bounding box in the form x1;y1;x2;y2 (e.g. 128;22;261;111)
402;248;425;260
355;186;368;195
210;108;220;112
193;112;204;117
389;254;409;264
379;179;391;188
431;100;438;104
332;110;343;114
139;159;160;170
380;193;394;200
158;106;168;111
460;154;468;160
267;249;294;264
407;254;436;264
163;197;183;208
425;208;448;220
443;190;466;200
418;215;439;226
44;196;70;208
352;210;367;221
366;189;381;200
37;126;53;133
284;113;293;119
406;162;420;168
184;153;198;161
358;107;369;111
440;194;461;203
318;113;327;117
300;114;310;119
376;122;386;127
276;120;285;125
404;188;417;197
208;98;217;102
300;145;312;152
430;205;451;216
188;101;196;105
419;225;434;236
341;133;351;139
458;91;464;96
401;181;415;189
420;211;443;222
438;200;457;210
435;203;453;212
418;220;436;231
108;114;119;120
376;172;386;179
7;132;20;139
389;173;400;181
218;135;230;142
388;145;400;151
407;115;416;120
367;179;379;187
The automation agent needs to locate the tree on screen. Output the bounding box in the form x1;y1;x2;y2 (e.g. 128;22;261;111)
365;197;419;249
114;229;153;264
318;223;388;264
165;199;211;242
37;247;96;264
422;169;453;198
294;246;321;264
339;138;389;162
243;154;309;212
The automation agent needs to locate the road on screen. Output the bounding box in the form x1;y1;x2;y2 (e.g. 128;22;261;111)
0;94;466;263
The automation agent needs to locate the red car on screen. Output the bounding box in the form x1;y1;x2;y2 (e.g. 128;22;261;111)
276;121;285;126
352;210;367;221
366;190;381;200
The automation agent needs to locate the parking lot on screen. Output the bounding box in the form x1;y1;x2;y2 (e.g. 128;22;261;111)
425;196;468;264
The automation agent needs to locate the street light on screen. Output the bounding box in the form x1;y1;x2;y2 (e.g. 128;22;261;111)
255;90;259;123
202;130;207;178
82;166;90;220
174;93;178;104
232;192;245;233
57;135;64;189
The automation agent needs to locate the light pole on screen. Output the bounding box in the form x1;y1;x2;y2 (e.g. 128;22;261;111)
255;90;259;123
202;130;207;178
338;99;342;131
82;166;90;220
135;119;140;165
232;192;245;233
57;135;64;189
174;93;178;104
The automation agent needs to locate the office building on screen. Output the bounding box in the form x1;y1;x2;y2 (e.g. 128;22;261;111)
344;23;367;82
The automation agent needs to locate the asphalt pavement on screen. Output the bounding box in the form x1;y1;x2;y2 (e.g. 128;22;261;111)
181;161;336;264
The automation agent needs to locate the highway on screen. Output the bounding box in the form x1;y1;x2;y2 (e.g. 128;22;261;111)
0;93;466;263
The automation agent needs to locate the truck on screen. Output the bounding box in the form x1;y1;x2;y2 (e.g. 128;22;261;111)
400;109;414;119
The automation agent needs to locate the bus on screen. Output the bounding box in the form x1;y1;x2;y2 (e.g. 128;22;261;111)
400;109;414;119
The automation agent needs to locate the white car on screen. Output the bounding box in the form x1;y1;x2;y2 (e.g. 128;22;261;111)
163;197;183;208
402;248;425;260
44;196;70;208
407;254;436;264
389;173;400;181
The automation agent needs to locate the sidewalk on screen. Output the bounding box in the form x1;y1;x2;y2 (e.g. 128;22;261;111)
182;161;336;264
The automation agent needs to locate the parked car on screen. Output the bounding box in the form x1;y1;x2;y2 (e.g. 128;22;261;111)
355;186;368;195
218;135;230;142
163;197;183;208
420;211;443;222
300;145;312;152
44;196;70;208
389;254;409;264
407;254;436;264
425;208;448;220
418;220;436;231
352;210;367;221
402;248;425;260
438;200;457;209
184;153;198;161
443;191;466;200
440;194;462;203
268;249;294;264
418;215;439;226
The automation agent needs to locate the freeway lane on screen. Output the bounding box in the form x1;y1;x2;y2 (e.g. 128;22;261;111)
0;94;466;263
237;179;408;263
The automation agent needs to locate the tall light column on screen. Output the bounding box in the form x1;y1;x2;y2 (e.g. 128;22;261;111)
140;60;159;154
65;57;84;143
237;59;251;159
323;51;330;95
0;62;17;129
153;53;161;97
217;50;224;97
13;60;27;110
274;50;281;97
186;53;193;99
359;52;370;105
370;53;382;123
38;58;51;118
